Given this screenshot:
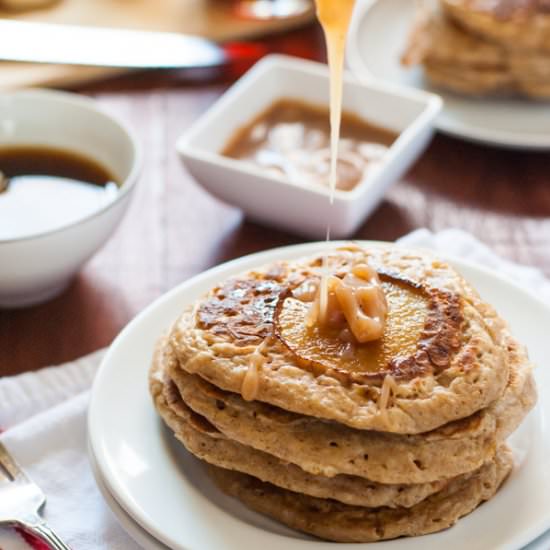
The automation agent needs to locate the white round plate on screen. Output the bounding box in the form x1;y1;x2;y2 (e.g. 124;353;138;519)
89;445;168;550
89;241;550;550
346;0;550;149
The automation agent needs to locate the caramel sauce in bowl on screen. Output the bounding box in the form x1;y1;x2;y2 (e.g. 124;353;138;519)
222;99;396;192
176;55;441;239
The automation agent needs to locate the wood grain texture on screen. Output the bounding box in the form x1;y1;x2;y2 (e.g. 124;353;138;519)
1;24;549;376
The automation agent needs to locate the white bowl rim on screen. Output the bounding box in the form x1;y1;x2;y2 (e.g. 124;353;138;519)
0;88;141;245
176;54;442;203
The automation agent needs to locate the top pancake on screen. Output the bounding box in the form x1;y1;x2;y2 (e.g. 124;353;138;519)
171;245;510;434
442;0;550;50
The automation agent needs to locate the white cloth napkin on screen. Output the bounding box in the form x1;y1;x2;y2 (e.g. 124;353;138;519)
0;351;138;550
0;228;548;550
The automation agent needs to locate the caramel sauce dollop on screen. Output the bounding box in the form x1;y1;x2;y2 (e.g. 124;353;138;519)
308;264;388;343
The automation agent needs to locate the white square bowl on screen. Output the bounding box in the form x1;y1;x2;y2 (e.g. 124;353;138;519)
176;54;441;238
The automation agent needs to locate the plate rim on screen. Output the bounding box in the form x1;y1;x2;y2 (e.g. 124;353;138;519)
88;441;168;550
89;239;550;550
346;0;550;150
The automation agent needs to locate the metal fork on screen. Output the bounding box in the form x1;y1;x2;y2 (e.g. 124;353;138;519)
0;441;70;549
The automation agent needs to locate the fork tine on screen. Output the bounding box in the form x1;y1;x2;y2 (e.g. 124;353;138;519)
0;441;27;482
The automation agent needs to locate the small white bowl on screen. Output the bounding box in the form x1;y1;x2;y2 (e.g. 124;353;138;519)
0;89;140;308
176;54;441;239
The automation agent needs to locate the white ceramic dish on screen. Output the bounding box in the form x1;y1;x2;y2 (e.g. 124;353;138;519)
346;0;550;149
89;446;169;550
0;89;140;308
91;439;549;550
176;55;441;239
89;240;550;550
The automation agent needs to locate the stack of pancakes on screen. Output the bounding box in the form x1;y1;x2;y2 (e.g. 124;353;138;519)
149;245;536;542
402;0;550;98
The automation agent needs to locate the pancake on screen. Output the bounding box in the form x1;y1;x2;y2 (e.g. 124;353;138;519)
149;241;536;542
168;334;535;484
516;78;550;98
423;63;514;95
442;0;550;51
171;245;510;434
401;10;513;95
208;446;513;543
402;2;550;97
402;7;509;69
149;346;462;508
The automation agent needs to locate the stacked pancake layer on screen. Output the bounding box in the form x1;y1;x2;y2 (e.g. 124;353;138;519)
402;0;550;98
149;246;536;542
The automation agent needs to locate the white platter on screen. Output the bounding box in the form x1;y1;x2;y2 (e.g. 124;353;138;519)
89;241;550;550
89;445;168;550
346;0;550;149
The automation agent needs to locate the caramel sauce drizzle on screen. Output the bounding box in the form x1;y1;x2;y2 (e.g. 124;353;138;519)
378;374;397;411
241;339;269;401
315;0;356;332
308;264;388;343
315;0;357;201
313;0;388;349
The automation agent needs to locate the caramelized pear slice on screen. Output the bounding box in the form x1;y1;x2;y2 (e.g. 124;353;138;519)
275;277;430;380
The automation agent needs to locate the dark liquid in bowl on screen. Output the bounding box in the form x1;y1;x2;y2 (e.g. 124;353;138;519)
0;146;119;240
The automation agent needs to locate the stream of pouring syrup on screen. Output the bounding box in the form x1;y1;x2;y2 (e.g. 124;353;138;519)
314;0;357;325
243;1;361;399
315;0;357;204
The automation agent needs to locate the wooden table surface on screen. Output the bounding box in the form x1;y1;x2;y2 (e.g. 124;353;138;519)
2;23;550;377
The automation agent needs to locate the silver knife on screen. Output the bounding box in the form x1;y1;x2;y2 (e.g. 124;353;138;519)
0;19;227;68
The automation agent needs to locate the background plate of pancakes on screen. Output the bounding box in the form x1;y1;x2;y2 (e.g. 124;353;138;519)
88;241;550;549
346;0;550;149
